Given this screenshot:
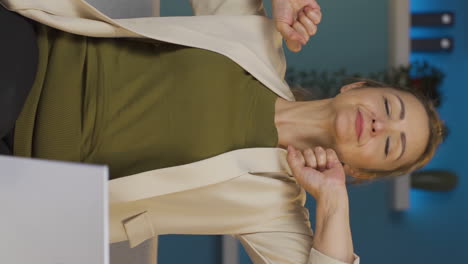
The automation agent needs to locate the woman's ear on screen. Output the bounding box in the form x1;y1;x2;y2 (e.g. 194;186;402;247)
340;81;367;94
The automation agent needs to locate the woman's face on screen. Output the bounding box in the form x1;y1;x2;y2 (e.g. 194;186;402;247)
331;83;429;172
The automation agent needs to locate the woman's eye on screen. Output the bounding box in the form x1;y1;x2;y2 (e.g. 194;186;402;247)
384;97;390;116
385;137;390;157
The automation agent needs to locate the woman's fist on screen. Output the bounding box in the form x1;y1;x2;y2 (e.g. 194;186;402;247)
272;0;322;52
286;145;346;200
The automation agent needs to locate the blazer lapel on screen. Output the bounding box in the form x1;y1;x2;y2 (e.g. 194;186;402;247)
109;148;292;203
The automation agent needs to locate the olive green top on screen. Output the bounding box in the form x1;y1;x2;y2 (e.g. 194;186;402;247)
15;25;279;180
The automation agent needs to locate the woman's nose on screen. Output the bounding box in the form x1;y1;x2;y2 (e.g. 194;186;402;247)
371;119;385;135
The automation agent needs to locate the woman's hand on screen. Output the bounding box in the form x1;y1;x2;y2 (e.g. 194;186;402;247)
272;0;322;52
286;145;346;201
288;146;355;263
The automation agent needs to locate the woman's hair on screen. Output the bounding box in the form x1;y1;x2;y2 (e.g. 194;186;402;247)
292;79;447;182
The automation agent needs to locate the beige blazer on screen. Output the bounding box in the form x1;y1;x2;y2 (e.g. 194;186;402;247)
2;0;360;263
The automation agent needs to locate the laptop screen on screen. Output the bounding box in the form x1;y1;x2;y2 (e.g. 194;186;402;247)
0;155;109;264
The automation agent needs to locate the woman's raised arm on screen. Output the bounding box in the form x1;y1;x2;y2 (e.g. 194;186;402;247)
189;0;322;52
287;146;358;264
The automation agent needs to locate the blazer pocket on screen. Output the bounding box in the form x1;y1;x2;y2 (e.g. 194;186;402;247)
122;211;155;248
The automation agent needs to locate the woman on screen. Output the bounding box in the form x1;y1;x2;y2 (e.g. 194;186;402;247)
1;1;445;264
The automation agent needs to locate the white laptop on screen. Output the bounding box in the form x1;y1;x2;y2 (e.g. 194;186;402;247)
0;155;109;264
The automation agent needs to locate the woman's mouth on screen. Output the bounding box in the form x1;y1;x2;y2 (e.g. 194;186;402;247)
355;109;363;142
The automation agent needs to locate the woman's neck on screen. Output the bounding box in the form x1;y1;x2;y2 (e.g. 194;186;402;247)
274;97;336;150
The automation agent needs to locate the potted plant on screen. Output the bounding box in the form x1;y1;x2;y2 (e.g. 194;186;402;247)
286;60;445;107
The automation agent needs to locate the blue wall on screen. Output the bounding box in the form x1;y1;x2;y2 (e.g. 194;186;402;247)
289;1;468;264
385;0;468;262
279;1;388;75
159;1;468;263
291;1;468;263
348;1;468;263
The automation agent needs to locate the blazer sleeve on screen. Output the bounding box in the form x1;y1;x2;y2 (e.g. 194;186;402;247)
236;232;360;264
189;0;267;16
